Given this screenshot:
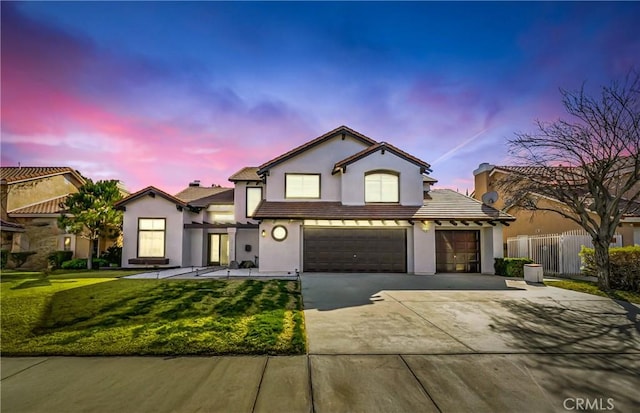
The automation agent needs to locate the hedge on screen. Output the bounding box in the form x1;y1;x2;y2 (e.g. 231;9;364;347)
61;258;110;270
494;258;534;277
0;250;7;269
47;251;74;269
580;245;640;292
9;251;36;268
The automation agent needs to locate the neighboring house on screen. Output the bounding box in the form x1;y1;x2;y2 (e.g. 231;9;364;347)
117;126;513;274
472;163;640;246
0;167;118;269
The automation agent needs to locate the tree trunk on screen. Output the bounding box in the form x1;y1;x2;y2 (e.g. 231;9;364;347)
87;239;94;270
593;239;611;291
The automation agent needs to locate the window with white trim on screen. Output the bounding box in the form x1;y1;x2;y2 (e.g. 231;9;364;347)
285;174;320;198
365;172;399;203
246;187;263;217
138;218;165;257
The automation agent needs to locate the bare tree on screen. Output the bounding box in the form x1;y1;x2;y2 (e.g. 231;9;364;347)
503;71;640;290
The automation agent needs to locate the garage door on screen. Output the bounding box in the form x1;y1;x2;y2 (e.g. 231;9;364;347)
303;228;407;273
435;230;480;273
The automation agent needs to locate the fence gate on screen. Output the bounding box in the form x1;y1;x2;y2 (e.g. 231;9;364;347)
507;229;622;276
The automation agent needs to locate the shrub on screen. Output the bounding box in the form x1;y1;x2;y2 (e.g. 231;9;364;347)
240;260;256;268
494;257;534;277
580;245;640;292
61;258;110;270
1;250;7;269
47;251;74;270
9;251;36;268
99;245;122;266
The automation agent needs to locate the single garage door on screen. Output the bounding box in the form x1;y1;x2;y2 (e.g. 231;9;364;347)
435;230;480;273
303;228;407;273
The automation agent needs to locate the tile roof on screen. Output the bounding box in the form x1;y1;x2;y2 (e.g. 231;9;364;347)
0;166;85;184
418;189;514;220
8;195;69;215
257;126;377;174
188;188;234;207
174;186;232;203
115;186;187;208
253;189;514;221
333;142;432;174
228;167;261;182
423;175;438;183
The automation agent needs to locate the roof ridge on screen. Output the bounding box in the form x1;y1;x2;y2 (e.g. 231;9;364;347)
257;126;377;174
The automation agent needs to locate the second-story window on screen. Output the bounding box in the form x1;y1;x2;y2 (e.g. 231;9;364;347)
285;174;320;199
365;171;399;203
246;187;263;217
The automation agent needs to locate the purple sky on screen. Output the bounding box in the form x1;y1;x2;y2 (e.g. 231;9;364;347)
2;2;639;194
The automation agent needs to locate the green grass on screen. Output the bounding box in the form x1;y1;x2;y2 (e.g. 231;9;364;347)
0;269;142;281
1;274;306;356
545;279;640;304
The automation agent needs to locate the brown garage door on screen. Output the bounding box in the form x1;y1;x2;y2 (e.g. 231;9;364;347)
435;230;480;273
303;228;407;273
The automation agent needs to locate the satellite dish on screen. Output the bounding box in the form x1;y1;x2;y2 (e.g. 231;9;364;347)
482;191;499;205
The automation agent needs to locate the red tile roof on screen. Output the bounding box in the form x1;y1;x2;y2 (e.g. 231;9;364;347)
228;167;261;182
333;142;432;174
257;126;377;174
253;189;514;221
9;195;69;215
0;166;85;184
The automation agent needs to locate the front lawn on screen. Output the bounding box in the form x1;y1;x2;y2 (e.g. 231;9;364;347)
545;279;640;304
1;274;306;356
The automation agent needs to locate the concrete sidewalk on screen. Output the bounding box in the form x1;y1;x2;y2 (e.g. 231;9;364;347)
2;354;639;413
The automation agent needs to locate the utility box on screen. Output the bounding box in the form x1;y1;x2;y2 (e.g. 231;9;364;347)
524;264;544;283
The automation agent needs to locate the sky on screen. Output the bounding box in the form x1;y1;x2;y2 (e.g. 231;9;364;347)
2;1;639;195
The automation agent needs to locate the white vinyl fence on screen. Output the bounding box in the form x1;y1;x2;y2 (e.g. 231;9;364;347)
507;229;622;276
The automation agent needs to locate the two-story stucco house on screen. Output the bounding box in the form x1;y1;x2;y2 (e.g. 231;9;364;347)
117;126;514;274
0;166;120;269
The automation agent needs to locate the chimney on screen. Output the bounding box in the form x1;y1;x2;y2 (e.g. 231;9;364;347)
189;180;201;187
472;163;494;201
1;178;8;221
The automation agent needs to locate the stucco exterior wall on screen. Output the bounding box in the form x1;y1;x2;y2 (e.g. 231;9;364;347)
258;220;302;273
233;181;264;224
264;136;369;202
413;223;436;274
7;175;79;211
340;151;424;206
236;228;259;265
122;196;185;268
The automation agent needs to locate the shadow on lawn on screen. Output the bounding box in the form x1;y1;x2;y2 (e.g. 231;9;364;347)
36;279;301;333
487;299;640;410
10;278;53;289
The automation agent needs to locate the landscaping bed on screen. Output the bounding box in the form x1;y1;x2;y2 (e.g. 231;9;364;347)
544;279;640;304
1;271;306;356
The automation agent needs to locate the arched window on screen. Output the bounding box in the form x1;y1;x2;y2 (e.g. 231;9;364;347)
365;171;399;203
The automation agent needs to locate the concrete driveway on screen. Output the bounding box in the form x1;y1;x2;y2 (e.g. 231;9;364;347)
302;273;640;355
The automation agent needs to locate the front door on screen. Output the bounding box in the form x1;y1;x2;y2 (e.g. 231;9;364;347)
209;233;229;266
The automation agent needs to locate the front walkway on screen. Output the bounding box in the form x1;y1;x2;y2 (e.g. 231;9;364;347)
124;267;298;280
